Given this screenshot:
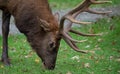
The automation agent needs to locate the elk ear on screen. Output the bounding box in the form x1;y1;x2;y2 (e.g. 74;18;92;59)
39;19;50;31
54;12;60;22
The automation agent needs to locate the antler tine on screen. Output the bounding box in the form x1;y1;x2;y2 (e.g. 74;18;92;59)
90;0;112;4
86;8;112;14
65;15;92;25
62;37;88;53
64;9;88;32
85;0;112;14
70;29;102;36
59;0;93;30
63;31;88;43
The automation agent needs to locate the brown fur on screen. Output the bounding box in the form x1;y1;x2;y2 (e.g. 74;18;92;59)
0;0;60;70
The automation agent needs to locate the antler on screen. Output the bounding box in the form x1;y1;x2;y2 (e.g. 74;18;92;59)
59;0;112;53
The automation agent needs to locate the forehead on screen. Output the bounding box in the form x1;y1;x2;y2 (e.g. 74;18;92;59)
47;30;58;36
49;21;59;31
45;24;59;33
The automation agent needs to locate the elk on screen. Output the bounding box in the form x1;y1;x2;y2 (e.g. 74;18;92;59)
0;0;111;70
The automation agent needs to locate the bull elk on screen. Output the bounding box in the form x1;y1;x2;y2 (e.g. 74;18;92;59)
0;0;111;70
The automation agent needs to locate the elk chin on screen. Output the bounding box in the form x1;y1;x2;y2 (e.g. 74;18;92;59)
41;53;57;70
35;50;56;70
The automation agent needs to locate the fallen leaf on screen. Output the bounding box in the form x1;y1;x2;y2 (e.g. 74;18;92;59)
90;56;94;60
112;40;116;45
85;45;90;48
94;47;101;50
95;45;99;48
0;65;4;68
118;71;120;73
109;56;114;60
109;24;115;30
25;51;34;58
66;71;72;74
101;56;104;59
91;72;94;74
71;55;80;62
116;58;120;62
1;46;2;49
98;38;103;42
89;50;95;54
71;55;79;60
35;58;40;63
84;63;90;68
23;39;27;43
79;39;88;43
95;60;99;64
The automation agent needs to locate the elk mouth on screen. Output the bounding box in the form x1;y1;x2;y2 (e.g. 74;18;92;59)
42;61;55;70
35;50;56;70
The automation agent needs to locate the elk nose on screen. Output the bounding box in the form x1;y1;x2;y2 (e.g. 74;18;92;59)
49;41;55;48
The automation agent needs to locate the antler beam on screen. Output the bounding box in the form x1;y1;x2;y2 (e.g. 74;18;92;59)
59;0;112;53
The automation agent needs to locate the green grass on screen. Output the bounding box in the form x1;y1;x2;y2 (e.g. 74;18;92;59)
49;0;120;9
0;15;120;74
0;0;120;73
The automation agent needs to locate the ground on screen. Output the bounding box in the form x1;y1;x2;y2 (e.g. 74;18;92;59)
0;0;120;74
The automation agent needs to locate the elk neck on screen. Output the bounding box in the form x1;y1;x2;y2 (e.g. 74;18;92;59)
6;0;59;35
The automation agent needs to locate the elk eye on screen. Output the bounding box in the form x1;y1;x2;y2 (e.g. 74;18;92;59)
49;42;55;48
49;42;54;48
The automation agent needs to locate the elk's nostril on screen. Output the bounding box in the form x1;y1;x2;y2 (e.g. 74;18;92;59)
42;62;55;70
49;65;55;70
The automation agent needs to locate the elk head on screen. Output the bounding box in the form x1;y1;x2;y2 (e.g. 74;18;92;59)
28;0;111;70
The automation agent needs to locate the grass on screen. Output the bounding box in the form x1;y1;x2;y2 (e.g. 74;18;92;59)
0;0;120;74
49;0;120;9
0;15;120;74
